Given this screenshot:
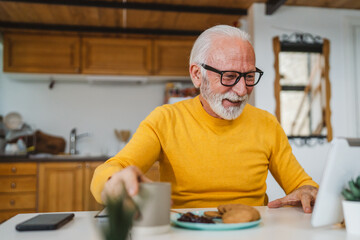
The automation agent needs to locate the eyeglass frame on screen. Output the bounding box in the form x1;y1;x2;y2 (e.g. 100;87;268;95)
200;63;264;87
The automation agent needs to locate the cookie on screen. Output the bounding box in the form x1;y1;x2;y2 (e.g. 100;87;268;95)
217;203;260;223
204;211;222;218
218;203;254;213
222;208;254;223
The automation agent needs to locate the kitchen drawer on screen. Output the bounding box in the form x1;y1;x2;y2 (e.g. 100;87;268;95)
0;176;37;192
0;163;37;176
0;193;36;210
0;209;35;224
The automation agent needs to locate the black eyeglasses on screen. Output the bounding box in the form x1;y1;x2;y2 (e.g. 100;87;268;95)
200;63;264;87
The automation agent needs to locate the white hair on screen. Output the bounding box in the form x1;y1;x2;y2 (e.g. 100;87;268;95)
189;25;252;73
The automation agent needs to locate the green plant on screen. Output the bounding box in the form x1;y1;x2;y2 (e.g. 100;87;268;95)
103;183;138;240
342;175;360;201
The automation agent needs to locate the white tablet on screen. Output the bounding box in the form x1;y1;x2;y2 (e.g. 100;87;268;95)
311;137;360;227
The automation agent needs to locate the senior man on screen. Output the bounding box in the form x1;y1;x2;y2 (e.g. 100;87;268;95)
91;25;318;213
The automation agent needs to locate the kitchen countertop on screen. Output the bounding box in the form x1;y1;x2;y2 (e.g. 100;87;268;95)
0;154;109;162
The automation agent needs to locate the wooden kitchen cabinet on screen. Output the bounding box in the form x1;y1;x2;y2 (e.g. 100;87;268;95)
0;162;37;223
3;32;194;77
38;162;83;212
81;37;152;75
144;161;160;181
0;159;160;222
38;161;104;212
37;160;159;213
153;39;194;76
3;33;80;73
83;161;104;211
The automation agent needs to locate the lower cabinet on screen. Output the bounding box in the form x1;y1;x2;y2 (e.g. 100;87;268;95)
0;162;37;223
0;160;160;223
144;161;160;181
83;161;104;211
38;161;104;212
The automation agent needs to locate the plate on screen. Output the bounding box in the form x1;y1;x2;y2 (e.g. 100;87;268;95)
171;210;261;231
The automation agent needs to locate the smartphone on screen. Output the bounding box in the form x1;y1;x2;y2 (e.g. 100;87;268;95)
15;213;75;231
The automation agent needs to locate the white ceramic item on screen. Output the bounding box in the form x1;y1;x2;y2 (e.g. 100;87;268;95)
342;200;360;235
4;112;23;130
131;182;171;235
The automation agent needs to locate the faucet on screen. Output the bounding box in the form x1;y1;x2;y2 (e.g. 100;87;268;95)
69;128;89;155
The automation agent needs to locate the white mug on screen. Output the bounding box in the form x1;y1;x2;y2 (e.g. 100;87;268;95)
132;182;171;234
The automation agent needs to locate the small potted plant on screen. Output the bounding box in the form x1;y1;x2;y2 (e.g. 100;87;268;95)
102;182;138;240
341;175;360;235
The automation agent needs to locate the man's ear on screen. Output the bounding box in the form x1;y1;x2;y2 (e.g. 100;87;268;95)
189;64;201;88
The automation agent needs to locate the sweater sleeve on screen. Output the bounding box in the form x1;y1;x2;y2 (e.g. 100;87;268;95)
90;114;162;204
268;118;318;195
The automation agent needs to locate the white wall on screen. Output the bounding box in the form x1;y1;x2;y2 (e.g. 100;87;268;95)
0;41;166;156
248;3;360;200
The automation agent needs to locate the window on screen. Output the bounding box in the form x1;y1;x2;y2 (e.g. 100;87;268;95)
273;34;332;142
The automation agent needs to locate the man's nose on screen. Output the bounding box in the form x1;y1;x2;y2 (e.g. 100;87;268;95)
231;77;248;96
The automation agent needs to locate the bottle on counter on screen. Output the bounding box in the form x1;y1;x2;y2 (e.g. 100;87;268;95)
17;138;27;154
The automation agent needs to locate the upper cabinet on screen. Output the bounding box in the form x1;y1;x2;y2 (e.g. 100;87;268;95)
153;39;193;76
3;32;195;77
3;33;80;74
81;37;152;75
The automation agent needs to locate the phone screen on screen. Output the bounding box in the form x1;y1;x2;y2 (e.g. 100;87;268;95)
15;213;75;231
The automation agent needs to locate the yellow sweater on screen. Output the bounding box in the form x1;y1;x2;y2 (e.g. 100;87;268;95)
91;96;318;208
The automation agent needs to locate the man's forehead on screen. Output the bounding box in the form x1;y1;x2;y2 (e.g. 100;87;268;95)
207;38;255;66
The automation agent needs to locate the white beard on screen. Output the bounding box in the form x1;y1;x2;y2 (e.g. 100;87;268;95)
200;76;249;120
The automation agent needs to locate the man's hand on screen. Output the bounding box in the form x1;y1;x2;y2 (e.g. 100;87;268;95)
101;166;152;203
267;185;318;213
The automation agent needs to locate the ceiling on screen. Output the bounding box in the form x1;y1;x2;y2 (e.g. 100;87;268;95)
0;0;359;36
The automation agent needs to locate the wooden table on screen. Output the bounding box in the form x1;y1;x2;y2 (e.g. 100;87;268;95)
0;207;357;240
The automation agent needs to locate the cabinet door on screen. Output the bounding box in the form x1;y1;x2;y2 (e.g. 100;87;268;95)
3;33;80;73
145;161;160;181
153;39;194;76
82;37;152;75
38;162;83;212
83;161;104;211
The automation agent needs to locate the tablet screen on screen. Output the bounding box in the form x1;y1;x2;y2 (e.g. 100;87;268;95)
311;138;360;227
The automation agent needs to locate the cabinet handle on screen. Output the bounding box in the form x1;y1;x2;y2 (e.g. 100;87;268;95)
10;199;15;206
11;182;17;189
77;164;82;169
85;163;90;168
11;167;17;173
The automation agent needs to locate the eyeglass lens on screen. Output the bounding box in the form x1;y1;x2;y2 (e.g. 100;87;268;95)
222;72;261;86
